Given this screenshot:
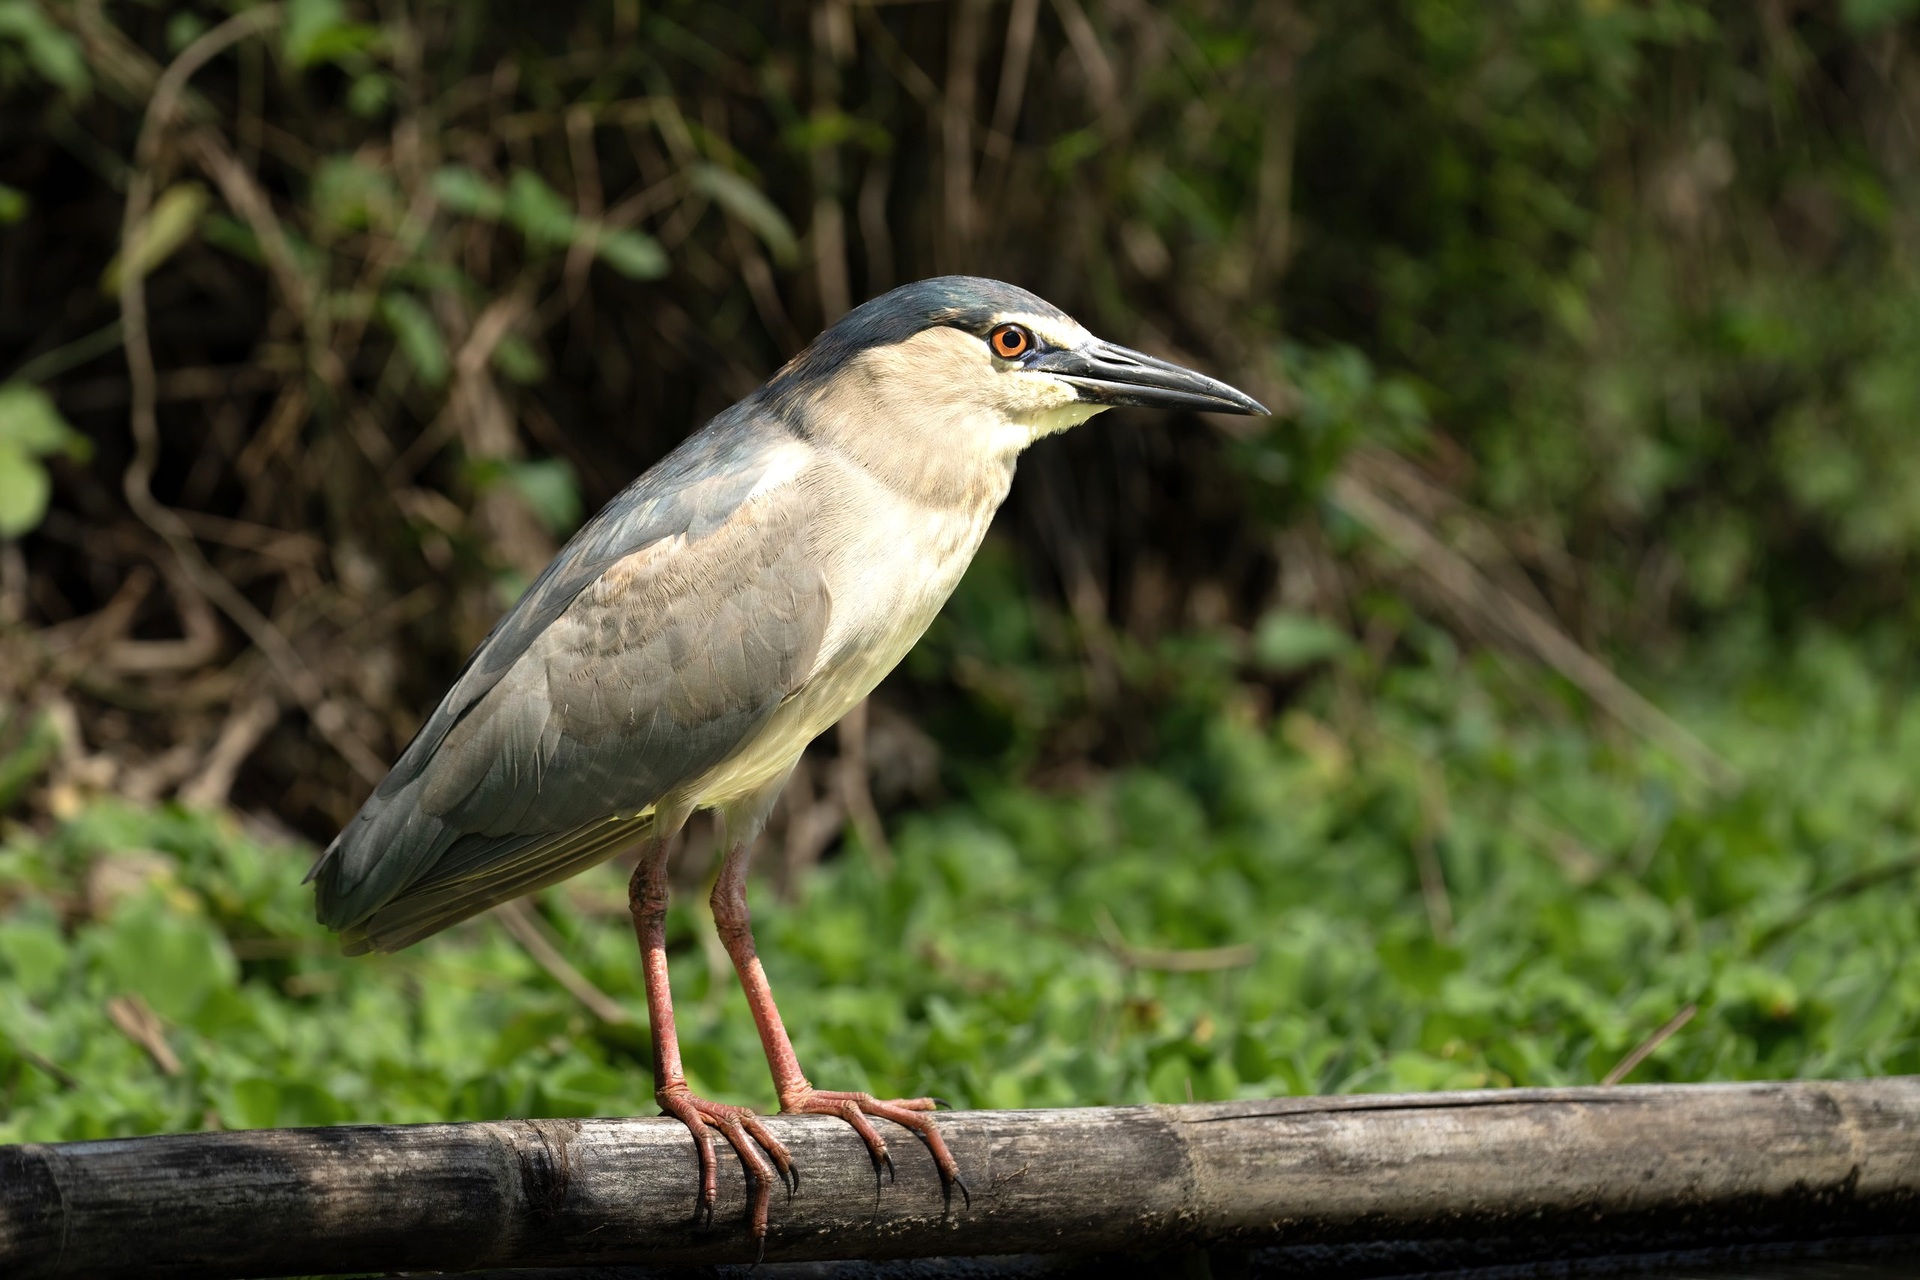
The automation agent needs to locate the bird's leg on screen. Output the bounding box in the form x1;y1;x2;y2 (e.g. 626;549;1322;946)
709;834;967;1205
628;829;794;1238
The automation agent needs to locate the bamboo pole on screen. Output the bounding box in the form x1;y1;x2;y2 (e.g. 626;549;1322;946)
4;1079;1919;1279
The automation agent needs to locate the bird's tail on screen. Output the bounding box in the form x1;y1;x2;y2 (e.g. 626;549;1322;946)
334;812;654;954
308;779;454;937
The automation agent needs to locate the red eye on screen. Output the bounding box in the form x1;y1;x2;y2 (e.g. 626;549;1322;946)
990;324;1033;359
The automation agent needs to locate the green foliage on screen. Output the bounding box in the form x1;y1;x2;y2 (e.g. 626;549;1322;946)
99;184;210;295
1234;344;1430;520
688;164;800;265
1843;0;1920;31
0;0;87;97
428;165;667;280
591;228;669;282
430;166;505;220
5;607;1917;1142
463;455;585;537
375;292;448;389
0;705;60;810
282;0;379;70
490;334;547;386
310;158;398;240
1;0;1917;1146
0;383;89;537
504;171;580;253
1288;0;1920;623
1251;611;1351;674
502;458;583;536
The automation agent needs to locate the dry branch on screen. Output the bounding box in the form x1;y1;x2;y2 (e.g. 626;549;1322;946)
4;1078;1918;1278
1327;467;1737;787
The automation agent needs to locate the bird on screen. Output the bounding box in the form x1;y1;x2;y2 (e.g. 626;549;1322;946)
307;275;1268;1239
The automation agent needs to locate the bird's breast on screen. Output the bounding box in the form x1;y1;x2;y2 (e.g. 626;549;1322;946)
684;453;1010;810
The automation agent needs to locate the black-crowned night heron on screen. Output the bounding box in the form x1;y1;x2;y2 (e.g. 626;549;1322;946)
309;276;1267;1237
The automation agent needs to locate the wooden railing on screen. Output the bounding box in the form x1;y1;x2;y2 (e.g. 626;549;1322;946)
4;1078;1919;1278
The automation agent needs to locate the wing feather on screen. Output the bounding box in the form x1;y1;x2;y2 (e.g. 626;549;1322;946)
311;406;827;947
338;814;651;955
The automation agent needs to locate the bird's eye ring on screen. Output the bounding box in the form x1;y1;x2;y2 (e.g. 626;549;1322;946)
989;324;1034;360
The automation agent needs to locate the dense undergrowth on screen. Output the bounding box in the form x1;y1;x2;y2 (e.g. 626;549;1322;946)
4;0;1920;1145
6;584;1917;1143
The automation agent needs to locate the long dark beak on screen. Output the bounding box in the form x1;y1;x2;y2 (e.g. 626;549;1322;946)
1036;339;1269;416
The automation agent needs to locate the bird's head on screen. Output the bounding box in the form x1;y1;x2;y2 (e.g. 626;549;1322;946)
766;276;1268;464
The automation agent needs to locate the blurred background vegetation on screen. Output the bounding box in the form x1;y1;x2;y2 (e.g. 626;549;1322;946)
3;0;1920;1143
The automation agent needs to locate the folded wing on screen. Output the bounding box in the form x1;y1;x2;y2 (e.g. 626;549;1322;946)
310;408;829;952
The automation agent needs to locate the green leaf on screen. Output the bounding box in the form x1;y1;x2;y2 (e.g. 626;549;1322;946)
200;212;262;265
0;915;66;1001
376;292;448;388
200;215;328;281
491;334;547;385
310;157;397;237
1842;0;1920;30
348;72;393;118
217;1075;347;1129
592;227;668;280
688;164;797;264
224;1077;283;1130
283;0;378;68
431;166;505;220
504;458;581;535
165;12;207;53
1251;610;1350;672
391;260;480;296
101;183;210;294
0;383;87;542
504;170;578;251
0;383;83;456
0;705;61;810
0;443;52;538
92;895;237;1024
1047;128;1101;175
0;0;90;96
0;183;25;226
468;454;581;535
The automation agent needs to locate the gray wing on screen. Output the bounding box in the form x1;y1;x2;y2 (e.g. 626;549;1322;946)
310;404;829;952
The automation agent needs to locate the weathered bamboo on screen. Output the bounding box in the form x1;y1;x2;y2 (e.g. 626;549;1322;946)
3;1079;1918;1279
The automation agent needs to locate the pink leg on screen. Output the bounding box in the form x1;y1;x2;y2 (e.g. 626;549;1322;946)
710;838;968;1206
628;831;793;1240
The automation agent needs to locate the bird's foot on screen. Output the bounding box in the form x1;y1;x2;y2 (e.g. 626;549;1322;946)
779;1086;969;1209
657;1084;795;1239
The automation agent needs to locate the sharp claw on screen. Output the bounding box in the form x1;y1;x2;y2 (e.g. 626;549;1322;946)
661;1091;797;1237
931;1097;953;1110
787;1089;968;1214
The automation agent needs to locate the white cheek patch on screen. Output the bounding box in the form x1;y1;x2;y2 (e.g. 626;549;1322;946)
1021;404;1113;445
990;392;1107;453
1029;401;1105;436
